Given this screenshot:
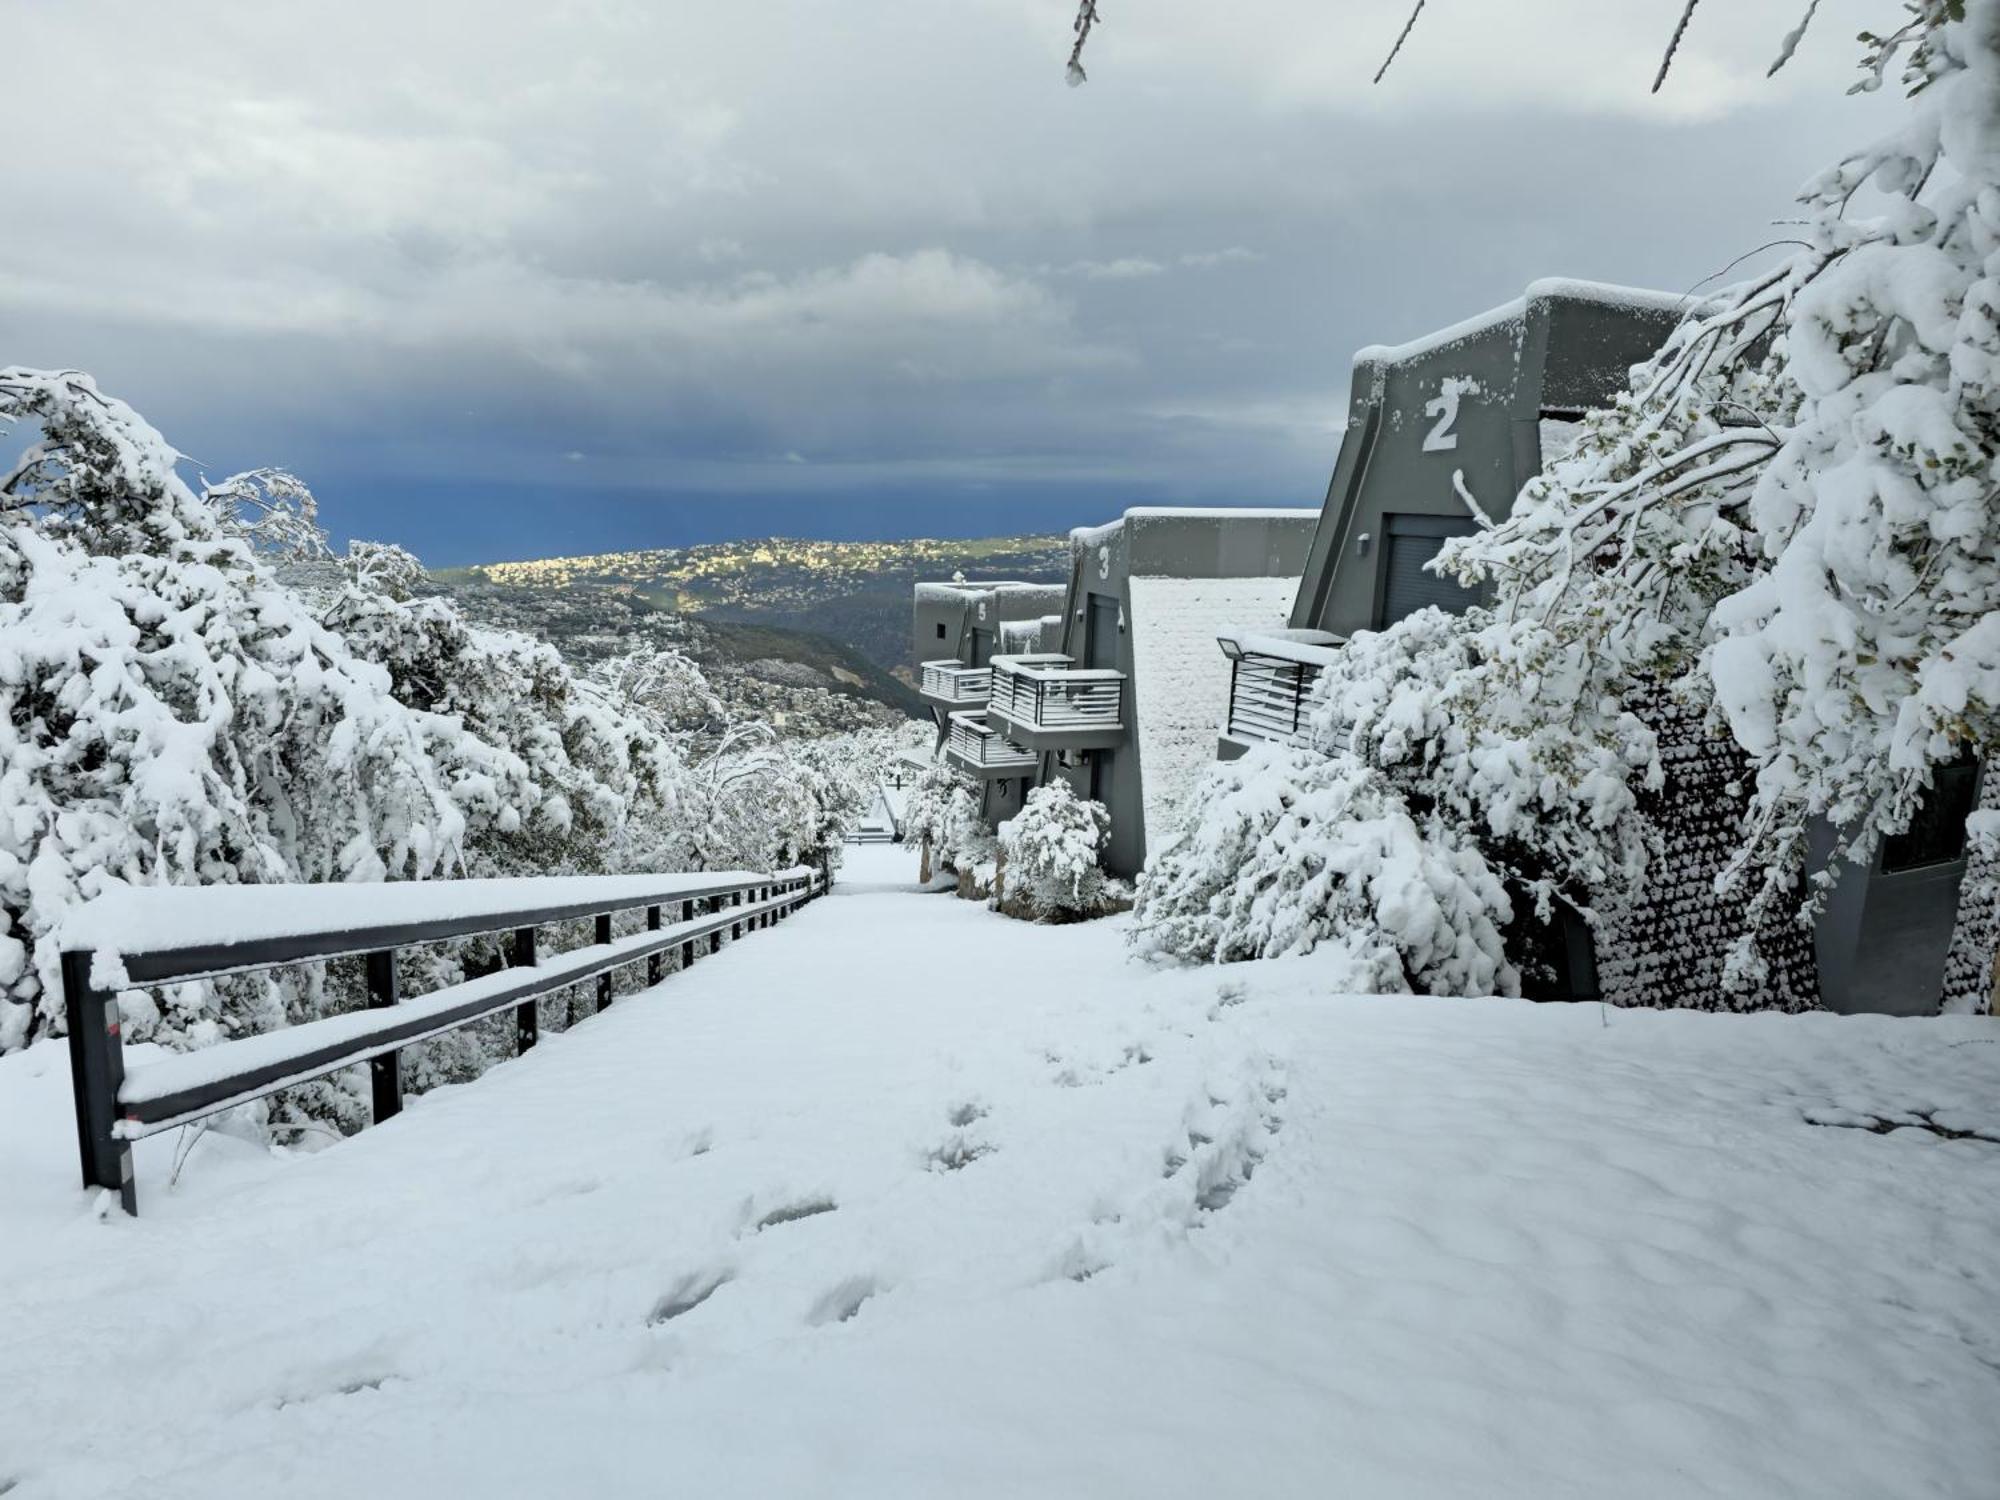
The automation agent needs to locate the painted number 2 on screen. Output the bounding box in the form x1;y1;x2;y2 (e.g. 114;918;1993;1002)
1422;384;1461;452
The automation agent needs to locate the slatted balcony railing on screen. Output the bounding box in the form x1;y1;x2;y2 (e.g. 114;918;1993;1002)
920;660;992;705
1217;629;1346;748
946;711;1037;775
987;654;1125;742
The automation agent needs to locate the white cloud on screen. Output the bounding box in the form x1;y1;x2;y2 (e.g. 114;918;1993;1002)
1179;248;1264;269
1060;257;1169;279
0;0;1906;516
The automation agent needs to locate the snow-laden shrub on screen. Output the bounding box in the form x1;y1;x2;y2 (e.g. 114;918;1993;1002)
996;781;1113;921
1302;606;1661;927
1134;745;1518;996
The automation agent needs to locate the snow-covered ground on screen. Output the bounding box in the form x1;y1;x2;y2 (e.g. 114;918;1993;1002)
3;843;1997;1498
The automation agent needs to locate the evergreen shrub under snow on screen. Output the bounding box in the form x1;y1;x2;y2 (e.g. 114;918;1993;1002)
1133;744;1518;994
996;781;1115;922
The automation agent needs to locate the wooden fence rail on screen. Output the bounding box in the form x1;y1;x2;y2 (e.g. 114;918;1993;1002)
62;868;822;1215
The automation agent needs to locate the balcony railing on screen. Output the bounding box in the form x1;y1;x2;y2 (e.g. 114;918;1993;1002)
1217;629;1345;748
988;654;1125;744
920;659;992;705
946;711;1037;776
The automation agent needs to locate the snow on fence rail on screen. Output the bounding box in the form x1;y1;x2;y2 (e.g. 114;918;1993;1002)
60;868;823;1215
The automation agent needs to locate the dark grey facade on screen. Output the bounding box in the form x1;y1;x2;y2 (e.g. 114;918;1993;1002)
1214;278;1987;1015
914;580;1068;828
1035;508;1317;878
1291;277;1684;638
914;510;1315;880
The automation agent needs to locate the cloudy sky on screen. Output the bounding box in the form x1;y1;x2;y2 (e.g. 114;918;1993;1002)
6;0;1899;564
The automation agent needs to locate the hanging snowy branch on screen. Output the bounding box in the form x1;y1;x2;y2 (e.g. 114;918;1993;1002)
1066;0;1100;86
1373;0;1428;84
1767;0;1824;76
1652;0;1702;92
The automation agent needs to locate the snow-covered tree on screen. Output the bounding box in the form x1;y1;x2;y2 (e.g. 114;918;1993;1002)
597;648;725;740
1139;4;1999;1010
901;761;988;881
0;370;478;1050
1443;0;1999;988
316;549;684;883
996;781;1114;921
0;370;842;1071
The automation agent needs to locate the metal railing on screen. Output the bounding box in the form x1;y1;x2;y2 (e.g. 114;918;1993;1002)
62;868;821;1215
1217;630;1344;748
920;660;992;704
988;654;1124;735
946;710;1037;772
1226;652;1326;746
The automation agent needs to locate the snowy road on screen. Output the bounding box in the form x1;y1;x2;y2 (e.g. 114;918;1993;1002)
3;845;1997;1498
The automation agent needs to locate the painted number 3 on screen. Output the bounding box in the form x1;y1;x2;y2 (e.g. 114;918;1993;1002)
1422;384;1461;453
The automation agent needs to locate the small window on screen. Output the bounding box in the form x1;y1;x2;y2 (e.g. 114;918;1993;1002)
1882;757;1980;872
935;622;947;639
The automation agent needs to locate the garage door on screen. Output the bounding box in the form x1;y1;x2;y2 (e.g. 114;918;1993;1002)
1382;513;1482;627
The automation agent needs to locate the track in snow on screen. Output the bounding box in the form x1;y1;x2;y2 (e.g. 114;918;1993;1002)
1;843;1995;1499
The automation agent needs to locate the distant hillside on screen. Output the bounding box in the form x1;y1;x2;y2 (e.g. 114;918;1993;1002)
437;534;1071;678
437;574;925;736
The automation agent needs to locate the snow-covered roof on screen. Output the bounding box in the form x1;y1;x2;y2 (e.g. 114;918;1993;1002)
1353;278;1684;368
1128;574;1302;853
1069;507;1319;548
913;580;1064;603
1125;506;1321;522
1215;627;1347;666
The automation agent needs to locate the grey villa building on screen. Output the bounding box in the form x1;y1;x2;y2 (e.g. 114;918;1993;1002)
914;508;1317;879
915;578;1067;833
1210;277;1991;1016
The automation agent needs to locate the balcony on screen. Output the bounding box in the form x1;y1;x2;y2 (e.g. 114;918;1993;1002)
987;653;1126;752
1216;629;1345;751
944;711;1038;779
920;659;992;712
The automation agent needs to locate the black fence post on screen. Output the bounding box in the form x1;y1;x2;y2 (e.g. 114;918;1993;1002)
511;926;539;1053
647;905;663;985
681;898;696;969
63;951;136;1215
596;912;614;1012
365;949;403;1122
731;890;743;942
709;894;723;955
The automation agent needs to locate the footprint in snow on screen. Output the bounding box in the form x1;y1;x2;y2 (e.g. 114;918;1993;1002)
753;1197;837;1232
648;1270;731;1325
807;1276;880;1326
926;1132;994;1172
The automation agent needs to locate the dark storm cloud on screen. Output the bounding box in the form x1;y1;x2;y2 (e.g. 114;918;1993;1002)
2;0;1897;562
